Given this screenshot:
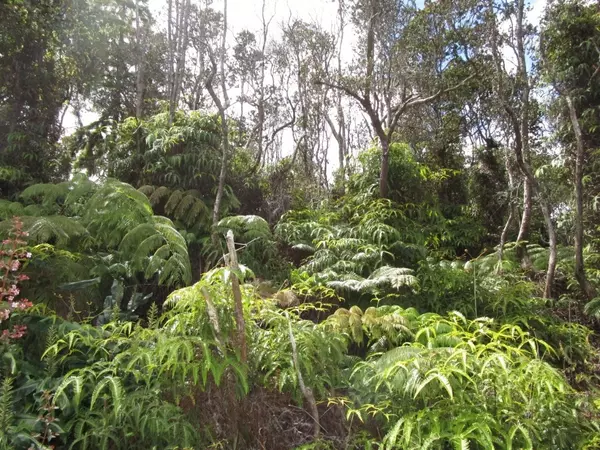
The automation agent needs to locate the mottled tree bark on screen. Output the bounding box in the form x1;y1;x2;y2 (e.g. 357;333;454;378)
566;95;596;299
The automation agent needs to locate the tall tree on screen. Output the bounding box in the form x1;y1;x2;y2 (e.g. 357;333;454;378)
205;0;231;238
0;0;72;194
488;0;557;297
167;0;192;124
319;0;474;198
135;0;148;119
541;0;600;300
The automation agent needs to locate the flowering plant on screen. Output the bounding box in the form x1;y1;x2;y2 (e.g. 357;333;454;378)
0;217;32;342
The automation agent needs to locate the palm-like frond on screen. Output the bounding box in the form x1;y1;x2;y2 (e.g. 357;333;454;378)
217;215;272;241
327;266;417;294
83;179;153;247
17;215;89;246
119;216;192;286
0;200;26;219
583;296;600;318
20;181;70;212
140;185;210;228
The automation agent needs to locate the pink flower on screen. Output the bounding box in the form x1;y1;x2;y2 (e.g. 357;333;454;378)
8;324;27;339
16;300;32;310
25;252;31;258
0;309;10;321
8;285;19;296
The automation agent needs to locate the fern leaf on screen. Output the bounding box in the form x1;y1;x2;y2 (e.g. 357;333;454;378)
90;376;123;416
584;297;600;318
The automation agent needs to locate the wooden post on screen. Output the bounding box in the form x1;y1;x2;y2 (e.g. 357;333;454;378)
225;230;247;363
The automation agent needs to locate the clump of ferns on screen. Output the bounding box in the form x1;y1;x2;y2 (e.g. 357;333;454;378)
0;177;194;301
216;215;280;277
41;271;253;450
324;305;420;353
164;267;350;410
333;311;597;449
250;302;350;404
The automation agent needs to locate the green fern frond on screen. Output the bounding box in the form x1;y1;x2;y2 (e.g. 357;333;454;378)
149;186;171;206
119;217;191;286
164;189;184;216
327;266;416;294
0;200;25;220
90;376;124;416
83;179;154;247
0;377;13;437
16;215;89;245
217;215;272;240
584;297;600;318
138;185;155;197
20;181;70;210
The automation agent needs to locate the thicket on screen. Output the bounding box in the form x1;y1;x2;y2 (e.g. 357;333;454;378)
2;0;600;448
0;137;599;449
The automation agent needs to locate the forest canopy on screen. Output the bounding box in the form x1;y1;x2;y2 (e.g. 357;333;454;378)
1;0;600;448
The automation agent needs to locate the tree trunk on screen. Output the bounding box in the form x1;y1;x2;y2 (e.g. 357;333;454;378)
206;0;229;243
167;0;175;124
324;112;345;175
135;0;145;119
169;0;190;123
566;95;596;299
516;177;533;269
379;137;390;198
497;210;513;274
540;202;557;299
212;109;228;234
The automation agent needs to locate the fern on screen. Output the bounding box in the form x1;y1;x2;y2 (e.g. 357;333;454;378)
20;215;88;246
119;216;192;286
45;300;249;449
345;309;590;449
143;186;212;229
327;266;417;294
20;181;71;212
215;215;278;276
252;305;348;403
83;179;153;247
217;215;272;241
583;296;600;318
0;200;26;220
0;377;13;446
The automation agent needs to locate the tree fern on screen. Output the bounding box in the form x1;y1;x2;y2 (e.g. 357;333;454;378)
215;215;278;276
19;215;89;246
583;296;600;318
83;179;153;248
20;181;71;212
0;200;26;220
327;266;417;294
119;216;192;286
217;215;272;241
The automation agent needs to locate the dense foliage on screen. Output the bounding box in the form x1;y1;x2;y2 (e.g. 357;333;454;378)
1;0;600;448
